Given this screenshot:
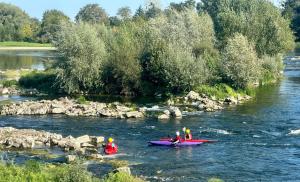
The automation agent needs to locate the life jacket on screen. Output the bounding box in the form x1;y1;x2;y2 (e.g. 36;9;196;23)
172;135;182;142
105;142;115;150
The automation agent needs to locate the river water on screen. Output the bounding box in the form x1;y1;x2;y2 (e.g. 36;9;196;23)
0;51;299;181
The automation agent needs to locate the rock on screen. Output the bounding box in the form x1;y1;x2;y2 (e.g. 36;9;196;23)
81;142;95;148
114;167;131;175
66;155;76;163
76;135;91;144
50;108;65;114
90;136;105;145
158;114;170;120
169;107;182;118
1;88;9;94
186;91;201;101
116;105;131;112
125;111;144;118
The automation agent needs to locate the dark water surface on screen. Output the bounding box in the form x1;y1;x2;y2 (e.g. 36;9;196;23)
0;53;299;181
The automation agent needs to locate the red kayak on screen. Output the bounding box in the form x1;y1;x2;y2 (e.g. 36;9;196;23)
160;138;216;143
104;145;118;155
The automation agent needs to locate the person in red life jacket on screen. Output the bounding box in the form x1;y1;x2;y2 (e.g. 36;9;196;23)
172;131;182;144
104;137;118;155
185;129;192;140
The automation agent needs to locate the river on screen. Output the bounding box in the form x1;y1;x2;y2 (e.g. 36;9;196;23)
0;50;299;181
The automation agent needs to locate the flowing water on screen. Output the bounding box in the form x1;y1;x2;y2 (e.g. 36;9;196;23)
0;51;299;181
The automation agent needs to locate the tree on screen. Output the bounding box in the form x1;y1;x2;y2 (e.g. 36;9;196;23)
0;3;31;41
117;6;132;20
282;0;300;41
140;10;216;94
55;23;108;94
75;4;108;24
145;0;163;19
40;10;70;43
133;6;146;20
221;33;261;89
170;0;196;11
199;0;294;57
102;22;143;96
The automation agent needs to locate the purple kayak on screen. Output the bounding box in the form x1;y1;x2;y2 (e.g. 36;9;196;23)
149;141;203;146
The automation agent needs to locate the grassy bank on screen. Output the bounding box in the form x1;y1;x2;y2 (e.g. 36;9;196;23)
0;160;144;182
0;41;52;47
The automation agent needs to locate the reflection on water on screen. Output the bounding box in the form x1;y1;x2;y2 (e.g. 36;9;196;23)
0;50;58;70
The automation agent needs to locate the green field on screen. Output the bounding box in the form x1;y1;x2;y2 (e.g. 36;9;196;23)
0;41;52;47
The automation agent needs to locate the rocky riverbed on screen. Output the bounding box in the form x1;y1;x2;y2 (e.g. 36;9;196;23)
0;91;252;119
0;127;105;160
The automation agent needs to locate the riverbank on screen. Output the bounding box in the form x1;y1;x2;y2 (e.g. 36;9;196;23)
0;41;55;50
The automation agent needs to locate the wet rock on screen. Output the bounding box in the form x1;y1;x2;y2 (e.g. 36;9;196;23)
158;110;170;120
76;135;91;144
125;111;144;118
89;154;103;160
90;136;105;145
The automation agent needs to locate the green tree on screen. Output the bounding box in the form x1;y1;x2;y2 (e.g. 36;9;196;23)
199;0;294;56
145;0;163;19
55;23;108;94
102;22;144;96
117;6;132;20
0;3;31;41
133;6;146;20
221;33;261;89
170;0;196;11
40;9;70;43
75;4;108;24
282;0;300;41
141;10;216;94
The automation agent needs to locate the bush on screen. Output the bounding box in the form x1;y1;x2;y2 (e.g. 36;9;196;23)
0;161;100;182
1;80;18;87
221;33;261;89
102;22;143;96
55;23;108;94
19;70;58;93
105;172;144;182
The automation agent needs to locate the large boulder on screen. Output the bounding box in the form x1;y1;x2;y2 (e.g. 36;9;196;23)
76;135;91;144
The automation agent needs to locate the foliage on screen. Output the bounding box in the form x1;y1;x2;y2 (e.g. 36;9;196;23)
170;0;196;11
0;161;99;182
140;10;216;94
117;7;132;20
195;84;244;99
104;172;144;182
76;95;89;104
1;80;18;87
207;178;224;182
199;0;295;57
19;70;58;93
76;4;108;24
0;3;31;41
55;23;107;94
102;22;143;96
221;33;261;89
40;10;70;43
282;0;300;41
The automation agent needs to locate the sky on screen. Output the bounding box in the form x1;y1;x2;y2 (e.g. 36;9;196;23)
2;0;281;20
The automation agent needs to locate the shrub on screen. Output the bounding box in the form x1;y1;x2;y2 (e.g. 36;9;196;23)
221;33;261;89
55;23;108;94
18;70;58;93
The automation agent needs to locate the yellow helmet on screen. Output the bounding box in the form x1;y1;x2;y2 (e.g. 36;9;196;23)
186;129;190;134
108;137;114;143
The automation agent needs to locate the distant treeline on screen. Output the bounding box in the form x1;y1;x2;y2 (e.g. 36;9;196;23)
6;0;296;96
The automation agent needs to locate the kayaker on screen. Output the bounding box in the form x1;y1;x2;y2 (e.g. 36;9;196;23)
172;131;182;144
104;137;118;154
185;129;192;140
182;127;186;136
